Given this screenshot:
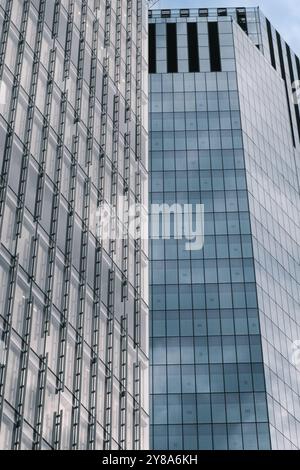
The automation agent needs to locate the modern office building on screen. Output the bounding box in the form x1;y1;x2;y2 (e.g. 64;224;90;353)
0;1;300;453
0;0;149;449
149;7;300;450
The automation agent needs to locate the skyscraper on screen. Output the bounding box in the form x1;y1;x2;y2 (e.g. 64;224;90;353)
149;7;300;450
0;0;149;450
1;1;300;454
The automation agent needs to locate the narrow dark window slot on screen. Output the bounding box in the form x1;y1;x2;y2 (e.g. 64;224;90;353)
295;55;300;133
149;23;156;74
266;18;276;69
187;22;199;72
208;22;221;72
276;31;286;79
166;23;178;73
294;103;300;144
286;43;295;83
236;9;248;34
295;55;300;79
287;44;300;143
277;31;296;147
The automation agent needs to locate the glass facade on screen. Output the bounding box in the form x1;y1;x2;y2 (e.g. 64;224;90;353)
235;20;300;450
0;0;149;450
0;1;299;453
149;8;300;450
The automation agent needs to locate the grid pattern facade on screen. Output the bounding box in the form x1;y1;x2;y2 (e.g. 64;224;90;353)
148;7;262;74
149;8;300;450
234;21;300;449
0;0;149;450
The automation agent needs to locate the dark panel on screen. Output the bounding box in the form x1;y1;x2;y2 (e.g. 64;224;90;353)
294;100;300;145
286;43;295;82
199;8;208;17
180;9;189;18
166;23;178;73
236;8;248;34
149;23;156;74
218;8;227;17
266;18;276;69
208;22;221;72
187;22;199;73
286;44;300;143
296;55;300;79
276;31;286;79
276;31;296;147
161;10;171;18
296;56;300;139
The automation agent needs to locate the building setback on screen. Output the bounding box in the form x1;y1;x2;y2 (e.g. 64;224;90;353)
149;7;300;450
0;0;149;450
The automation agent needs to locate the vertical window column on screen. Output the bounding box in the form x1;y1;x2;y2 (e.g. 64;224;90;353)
208;22;221;72
286;43;300;143
166;23;178;73
236;8;248;34
187;22;199;73
266;19;276;70
149;23;156;74
276;31;296;147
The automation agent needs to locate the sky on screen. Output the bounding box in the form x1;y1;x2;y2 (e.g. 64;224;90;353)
150;0;300;55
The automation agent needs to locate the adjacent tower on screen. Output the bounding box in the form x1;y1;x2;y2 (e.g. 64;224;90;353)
0;0;149;450
149;7;300;450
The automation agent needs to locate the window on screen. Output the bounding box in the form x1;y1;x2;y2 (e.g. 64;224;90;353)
149;23;156;73
236;8;248;34
199;9;208;17
196;365;210;392
166;23;178;73
0;408;14;449
183;394;196;422
228;423;243;449
180;9;189;18
4;335;21;406
182;365;196;393
218;8;227;17
211;394;226;422
168;395;182;424
187;23;199;72
153;395;167;424
208;22;221;72
2;195;16;252
153;366;167;393
0;261;8;317
161;10;171;18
